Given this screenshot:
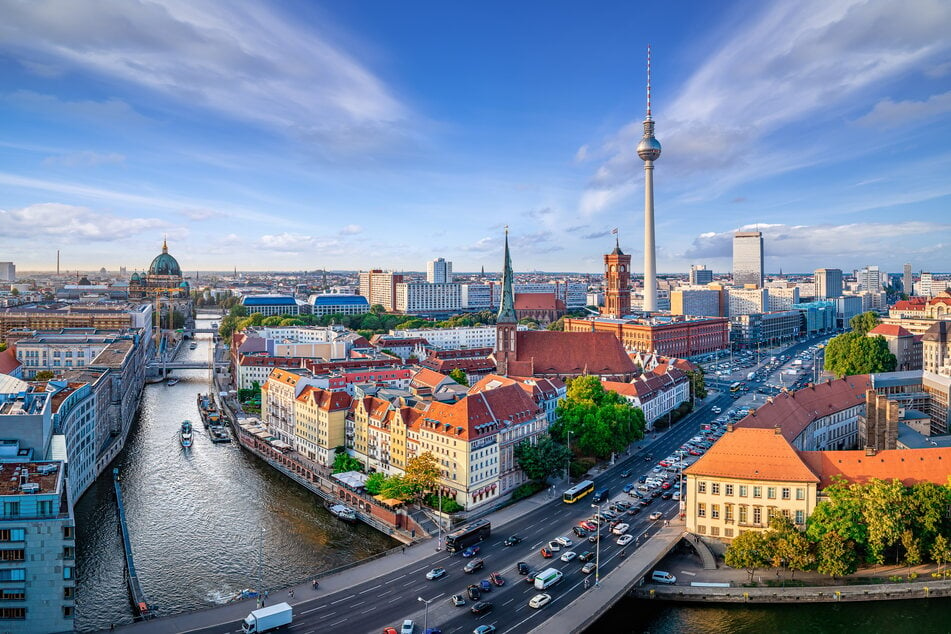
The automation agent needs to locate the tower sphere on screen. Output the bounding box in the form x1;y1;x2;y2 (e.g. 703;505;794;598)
637;136;662;162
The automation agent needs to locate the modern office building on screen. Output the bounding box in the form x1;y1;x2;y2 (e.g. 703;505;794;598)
670;288;721;317
308;294;370;316
732;232;764;287
239;295;302;317
689;264;713;286
814;268;843;299
855;265;883;294
727;287;767;317
426;258;452;284
767;285;800;311
358;270;405;312
0;262;15;283
730;310;802;349
792;301;837;334
395;282;462;315
903;263;913;295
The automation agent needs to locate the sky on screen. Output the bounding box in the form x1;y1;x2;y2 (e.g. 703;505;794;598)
0;0;949;275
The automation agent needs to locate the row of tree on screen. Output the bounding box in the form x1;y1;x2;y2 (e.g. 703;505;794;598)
331;450;467;511
824;311;897;377
725;478;951;581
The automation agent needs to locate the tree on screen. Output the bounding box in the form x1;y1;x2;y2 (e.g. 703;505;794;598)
448;369;468;386
724;530;770;583
816;531;858;579
9;288;18;297
379;474;415;502
766;514;814;578
907;482;948;550
370;304;386;315
850;311;880;336
331;450;363;474
552;376;646;459
364;472;386;495
806;478;868;547
824;331;896;377
686;368;707;400
513;437;572;482
901;529;922;566
405;452;440;497
931;534;951;571
860;478;906;564
0;342;6;352
33;370;55;381
547;316;565;331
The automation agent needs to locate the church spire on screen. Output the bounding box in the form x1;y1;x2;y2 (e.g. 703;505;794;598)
162;235;168;254
497;227;517;324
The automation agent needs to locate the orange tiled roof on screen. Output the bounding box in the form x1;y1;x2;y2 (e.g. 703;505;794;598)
799;447;951;488
0;348;21;375
421;383;540;441
735;375;871;443
510;331;636;376
868;324;913;337
685;427;819;483
296;385;351;410
411;368;450;389
514;293;557;310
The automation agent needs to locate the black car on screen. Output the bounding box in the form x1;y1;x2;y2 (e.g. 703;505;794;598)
524;571;538;584
471;601;493;615
572;526;587;538
578;551;595;562
503;535;521;547
516;561;529;575
640;498;652;506
627;506;641;516
467;584;481;600
620;469;632;478
638;475;647;483
464;558;485;573
661;492;673;500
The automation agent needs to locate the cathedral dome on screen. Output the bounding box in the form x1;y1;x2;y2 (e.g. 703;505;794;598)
149;240;182;277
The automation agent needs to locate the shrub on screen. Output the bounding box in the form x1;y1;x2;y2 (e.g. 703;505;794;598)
511;481;546;502
423;493;464;514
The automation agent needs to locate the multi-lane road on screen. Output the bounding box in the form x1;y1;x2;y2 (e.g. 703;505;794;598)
195;335;831;634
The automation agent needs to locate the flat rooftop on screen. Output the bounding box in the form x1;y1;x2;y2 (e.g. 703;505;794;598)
0;462;61;496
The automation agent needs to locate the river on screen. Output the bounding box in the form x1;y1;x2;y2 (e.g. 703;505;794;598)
74;318;396;632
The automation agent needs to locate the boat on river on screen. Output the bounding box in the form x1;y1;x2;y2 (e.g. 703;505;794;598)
189;342;197;350
197;393;222;428
167;378;180;386
328;504;357;522
180;420;193;448
208;424;232;444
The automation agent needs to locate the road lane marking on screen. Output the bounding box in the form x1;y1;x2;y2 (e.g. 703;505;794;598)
300;607;327;615
330;594;354;605
358;584;381;594
384;573;406;584
329;619;347;627
503;598;514;606
411;565;428;573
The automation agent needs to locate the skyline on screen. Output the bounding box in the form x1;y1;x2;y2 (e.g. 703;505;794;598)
1;0;950;273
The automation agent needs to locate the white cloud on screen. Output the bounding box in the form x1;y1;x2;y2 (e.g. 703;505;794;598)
179;207;227;221
574;144;589;163
0;1;411;157
42;151;126;167
855;91;951;128
5;90;149;127
0;203;165;241
339;224;363;235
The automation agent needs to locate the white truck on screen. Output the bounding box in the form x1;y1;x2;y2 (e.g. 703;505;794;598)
534;567;564;590
242;603;293;633
746;372;755;381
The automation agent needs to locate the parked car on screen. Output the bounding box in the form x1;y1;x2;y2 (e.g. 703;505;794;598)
579;521;598;531
400;620;415;634
426;567;447;580
572;526;587;538
503;535;521;547
464;558;485;573
627;506;641;516
528;593;552;609
555;536;574;547
462;546;480;558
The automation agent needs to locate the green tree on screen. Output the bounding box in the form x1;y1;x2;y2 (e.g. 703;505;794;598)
901;529;922;565
405;452;440;497
850;311;880;335
724;529;770;583
364;472;386;495
552;376;646;459
931;534;951;570
806;477;868;548
33;370;55;381
766;514;814;578
370;304;386;315
9;288;19;297
824;331;896;377
379;474;414;502
860;478;906;564
513;437;572;482
331;449;363;474
547;316;565;331
448;369;468;386
816;531;858;579
686;368;707;400
907;482;949;550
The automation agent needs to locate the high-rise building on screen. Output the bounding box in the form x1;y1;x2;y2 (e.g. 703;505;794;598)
670;288;720;317
0;261;16;282
919;272;936;297
903;263;913;295
855;265;883;294
732;232;764;287
814;268;843;299
602;238;631;319
426;258;452;284
636;46;661;312
395;282;461;314
689;264;713;286
358;270;404;312
728;287;768;317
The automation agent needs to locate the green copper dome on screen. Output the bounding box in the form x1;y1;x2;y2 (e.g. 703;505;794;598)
149;239;182;277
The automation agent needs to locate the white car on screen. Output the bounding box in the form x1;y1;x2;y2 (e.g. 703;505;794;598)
560;551;578;562
547;540;562;552
581;561;597;574
616;534;634;546
529;593;552;609
649;511;664;521
611;523;630;535
555;536;574;547
400;619;415;634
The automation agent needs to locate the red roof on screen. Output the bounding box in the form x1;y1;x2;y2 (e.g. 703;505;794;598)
297;385;352;410
799;447;951;488
507;331;636;378
685;427;820;483
514;293;558;310
868;324;913;337
422;383;541;441
0;348;20;375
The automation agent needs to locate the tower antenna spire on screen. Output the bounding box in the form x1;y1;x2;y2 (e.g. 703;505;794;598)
646;44;652;120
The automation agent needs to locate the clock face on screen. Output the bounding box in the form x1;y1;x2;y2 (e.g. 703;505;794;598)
620;265;626;272
610;265;616;272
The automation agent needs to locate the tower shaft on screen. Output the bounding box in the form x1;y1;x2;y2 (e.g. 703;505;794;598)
643;161;657;312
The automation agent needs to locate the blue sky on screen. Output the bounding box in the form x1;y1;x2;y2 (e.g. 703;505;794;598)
0;0;949;275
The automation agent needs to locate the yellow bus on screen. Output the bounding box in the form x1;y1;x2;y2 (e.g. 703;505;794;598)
563;480;595;503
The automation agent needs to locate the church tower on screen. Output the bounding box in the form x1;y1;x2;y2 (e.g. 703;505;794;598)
602;234;631;319
494;229;518;376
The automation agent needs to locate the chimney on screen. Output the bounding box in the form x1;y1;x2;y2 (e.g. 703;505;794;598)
865;446;877;457
774;426;782;435
726;422;734;432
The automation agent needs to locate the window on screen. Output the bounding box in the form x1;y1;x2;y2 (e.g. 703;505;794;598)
752;486;762;498
1;502;19;518
697;503;706;518
725;504;734;522
64;586;74;599
725;528;734;538
0;607;26;620
711;526;720;536
0;529;24;542
782;487;791;500
796;488;805;500
753;507;762;525
0;589;24;601
711;482;720;495
725;484;734;496
711;504;720;519
0;550;24;562
63;567;73;580
63;606;74;618
795;510;805;525
0;570;25;582
767;487;776;499
697;525;706;534
63;546;74;560
739;485;748;497
739;505;748;524
698;481;707;494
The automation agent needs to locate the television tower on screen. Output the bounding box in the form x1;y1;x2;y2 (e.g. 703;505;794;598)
637;45;662;312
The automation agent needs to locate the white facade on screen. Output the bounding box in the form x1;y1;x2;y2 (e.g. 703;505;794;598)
461;283;493;310
427;258;453;284
390;325;499;349
395;282;462;314
732;232;764;287
15;337;114;379
727;287;768;317
918;272;936;297
768;286;801;311
0;262;15;282
855;265;883;294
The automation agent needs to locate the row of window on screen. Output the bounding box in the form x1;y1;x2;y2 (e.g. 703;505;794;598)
697;482;805;500
697;503;805;526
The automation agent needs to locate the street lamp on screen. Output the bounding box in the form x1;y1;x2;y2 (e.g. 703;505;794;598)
418;595;434;632
590;502;602;587
565;430;573;481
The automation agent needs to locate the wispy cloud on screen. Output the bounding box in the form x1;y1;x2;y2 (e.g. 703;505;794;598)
855;91;951;128
0;0;412;157
0;203;166;241
339;224;363;235
42;151;126;167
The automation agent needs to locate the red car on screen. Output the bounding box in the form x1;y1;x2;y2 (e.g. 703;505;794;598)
658;460;670;467
383;629;398;634
661;482;672;490
579;521;597;531
490;572;505;586
540;547;553;558
689;449;703;456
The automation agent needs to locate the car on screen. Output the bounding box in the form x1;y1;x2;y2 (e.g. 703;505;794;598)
479;579;492;592
581;561;597;574
517;561;529;575
612;523;630;535
601;511;617;520
525;571;538;584
578;550;595;562
661;482;672;490
467;584;481;600
540;547;553;558
579;520;597;531
560;551;578;562
639;498;652;507
587;534;599;544
617;534;634;546
689;449;703;456
638;475;647;483
426;567;447;580
425;629;443;634
473;626;497;634
609;519;622;530
470;601;493;615
546;541;562;552
555;536;574;547
464;558;485;573
612;501;631;511
451;594;466;606
503;535;521;547
651;570;677;584
528;593;552;609
650;490;662;498
572;526;587;538
620;469;632;477
627;506;641;516
649;511;664;521
661;491;673;500
384;629;398;634
623;482;635;493
489;571;505;586
462;546;480;558
401;620;415;634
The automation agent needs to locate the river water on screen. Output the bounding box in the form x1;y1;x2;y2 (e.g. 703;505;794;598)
74;319;396;632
